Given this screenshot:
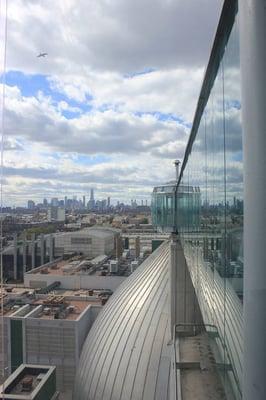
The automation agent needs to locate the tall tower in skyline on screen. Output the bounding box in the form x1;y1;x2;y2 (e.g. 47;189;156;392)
88;188;95;210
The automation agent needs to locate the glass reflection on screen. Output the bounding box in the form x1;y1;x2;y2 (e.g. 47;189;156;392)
177;15;243;398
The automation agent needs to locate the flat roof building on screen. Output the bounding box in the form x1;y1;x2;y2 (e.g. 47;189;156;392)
0;290;102;397
53;228;116;258
0;364;57;400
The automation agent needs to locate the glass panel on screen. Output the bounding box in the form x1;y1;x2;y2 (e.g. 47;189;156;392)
177;14;243;399
211;56;227;386
151;186;177;231
223;15;243;397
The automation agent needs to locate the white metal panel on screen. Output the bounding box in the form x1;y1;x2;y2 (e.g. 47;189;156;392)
74;242;172;400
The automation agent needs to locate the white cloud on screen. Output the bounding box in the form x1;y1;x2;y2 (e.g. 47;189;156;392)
49;66;204;122
4;84;189;155
1;0;224;205
6;0;223;74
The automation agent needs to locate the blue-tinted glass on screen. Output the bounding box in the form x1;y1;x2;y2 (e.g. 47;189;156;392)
176;15;243;398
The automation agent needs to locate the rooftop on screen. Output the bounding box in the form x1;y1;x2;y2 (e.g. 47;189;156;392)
29;256;112;276
31;297;100;320
28;252;144;278
0;364;55;399
53;227;116;239
1;290;103;320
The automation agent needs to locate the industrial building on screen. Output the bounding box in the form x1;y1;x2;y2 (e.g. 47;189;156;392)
53;228;115;258
0;287;103;396
2;233;54;281
0;364;57;400
47;207;65;222
1;228;117;282
0;231;157;396
23;231;161;292
24;256;126;292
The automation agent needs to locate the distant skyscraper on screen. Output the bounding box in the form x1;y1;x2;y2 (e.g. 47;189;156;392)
43;198;48;207
51;197;58;207
28;200;35;210
107;197;111;208
88;188;95;210
83;195;86;207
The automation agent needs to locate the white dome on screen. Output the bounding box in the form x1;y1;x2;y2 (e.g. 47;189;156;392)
74;242;172;400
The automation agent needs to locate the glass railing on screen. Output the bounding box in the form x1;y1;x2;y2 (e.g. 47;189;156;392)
176;1;243;397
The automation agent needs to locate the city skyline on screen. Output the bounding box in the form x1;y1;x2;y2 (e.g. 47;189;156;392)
4;190;151;210
0;0;223;206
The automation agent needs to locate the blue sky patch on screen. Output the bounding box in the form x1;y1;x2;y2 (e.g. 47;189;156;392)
134;111;191;127
4;70;93;119
61;109;82;119
75;154;111;165
39;151;111;165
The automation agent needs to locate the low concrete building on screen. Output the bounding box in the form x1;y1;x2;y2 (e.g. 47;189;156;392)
0;292;102;396
53;228;115;258
47;207;65;222
24;257;126;291
0;364;57;400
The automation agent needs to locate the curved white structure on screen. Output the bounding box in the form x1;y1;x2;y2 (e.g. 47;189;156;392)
74;242;172;400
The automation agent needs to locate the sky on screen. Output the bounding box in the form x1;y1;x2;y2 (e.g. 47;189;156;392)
0;0;224;206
